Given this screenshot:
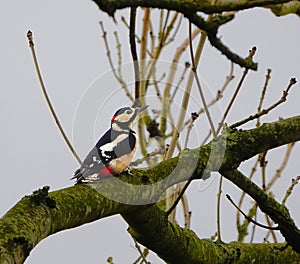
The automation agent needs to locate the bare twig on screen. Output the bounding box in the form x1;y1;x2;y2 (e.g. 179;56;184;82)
181;193;191;229
249;206;258;243
129;230;149;264
231;77;297;129
237;159;259;229
216;175;223;241
171;62;191;102
160;28;201;135
165;28;207;218
257;69;272;127
129;8;140;103
165;29;206;160
226;194;279;230
216;47;256;134
264;213;278;243
259;151;268;191
138;8;151;103
166;177;192;216
183;61;234;128
113;31;122;78
131;147;165;167
189;22;216;137
99;22;134;101
282;176;300;206
184;112;199;149
133;248;149;264
27;30;82;166
121;16;153;57
266;143;295;191
164;14;183;45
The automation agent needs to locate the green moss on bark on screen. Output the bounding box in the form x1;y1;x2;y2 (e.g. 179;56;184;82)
1;116;300;263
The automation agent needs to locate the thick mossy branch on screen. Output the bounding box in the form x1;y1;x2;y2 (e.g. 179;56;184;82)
221;170;300;254
0;185;134;264
92;0;292;16
269;1;300;16
1;116;300;263
122;204;300;264
91;0;296;69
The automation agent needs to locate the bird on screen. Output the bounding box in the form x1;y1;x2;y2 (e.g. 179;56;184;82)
72;105;148;183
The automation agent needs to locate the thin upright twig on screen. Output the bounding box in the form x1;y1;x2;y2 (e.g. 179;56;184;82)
183;61;234;128
113;31;122;78
236;159;259;229
189;22;216;137
282;176;300;206
217;47;256;134
165;28;207;218
171;62;191;102
184;112;199;149
27;30;82;165
259;151;268;191
99;22;134;101
257;69;272;127
264;213;278;242
166;177;193;216
129;8;140;102
164;14;183;45
181;193;191;229
216;175;223;241
160;28;201;135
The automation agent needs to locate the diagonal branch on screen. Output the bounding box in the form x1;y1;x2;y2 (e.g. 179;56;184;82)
122;203;300;264
220;169;300;253
1;116;300;262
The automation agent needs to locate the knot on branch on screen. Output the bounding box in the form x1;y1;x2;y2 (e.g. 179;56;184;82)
29;186;56;209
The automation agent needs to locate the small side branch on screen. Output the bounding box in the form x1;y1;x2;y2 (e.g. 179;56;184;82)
231;78;297;129
129;8;141;103
26;31;82;166
226;194;279;230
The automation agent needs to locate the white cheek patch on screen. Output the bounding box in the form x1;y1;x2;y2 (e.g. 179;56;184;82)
120;113;131;122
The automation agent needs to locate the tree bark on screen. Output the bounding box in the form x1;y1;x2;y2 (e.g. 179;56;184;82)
91;0;299;70
1;116;300;263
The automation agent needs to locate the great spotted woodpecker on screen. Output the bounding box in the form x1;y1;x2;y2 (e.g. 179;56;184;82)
72;105;148;183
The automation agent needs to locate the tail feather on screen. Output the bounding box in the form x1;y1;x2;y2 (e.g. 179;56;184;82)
71;168;84;184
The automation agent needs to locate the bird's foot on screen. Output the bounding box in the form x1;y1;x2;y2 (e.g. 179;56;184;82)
125;166;134;176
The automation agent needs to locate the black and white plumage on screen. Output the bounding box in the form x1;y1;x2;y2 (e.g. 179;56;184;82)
72;105;148;183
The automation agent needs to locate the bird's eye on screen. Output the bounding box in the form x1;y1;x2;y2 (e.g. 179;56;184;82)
125;109;133;115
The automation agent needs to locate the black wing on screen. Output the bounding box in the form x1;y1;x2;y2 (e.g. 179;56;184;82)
72;129;136;183
72;130;112;183
98;130;136;164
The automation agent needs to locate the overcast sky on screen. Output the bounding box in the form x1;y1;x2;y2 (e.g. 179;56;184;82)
0;1;299;263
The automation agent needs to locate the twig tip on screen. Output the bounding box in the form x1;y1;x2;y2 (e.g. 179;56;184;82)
290;77;297;85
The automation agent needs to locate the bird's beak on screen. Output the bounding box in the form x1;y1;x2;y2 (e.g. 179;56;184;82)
136;105;149;113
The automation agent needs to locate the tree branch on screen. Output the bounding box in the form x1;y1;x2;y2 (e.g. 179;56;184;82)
1;116;300;262
123;204;300;263
92;0;293;17
93;0;264;69
220;169;300;253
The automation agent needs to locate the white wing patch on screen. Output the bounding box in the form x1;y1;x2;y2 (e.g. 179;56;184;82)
99;133;129;158
81;173;99;183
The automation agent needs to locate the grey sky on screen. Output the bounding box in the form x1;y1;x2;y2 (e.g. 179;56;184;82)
0;1;299;263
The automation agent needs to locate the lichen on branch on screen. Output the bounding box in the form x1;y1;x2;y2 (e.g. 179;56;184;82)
1;116;300;263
